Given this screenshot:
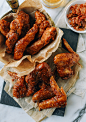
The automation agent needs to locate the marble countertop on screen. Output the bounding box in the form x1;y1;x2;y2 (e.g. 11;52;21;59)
0;0;86;122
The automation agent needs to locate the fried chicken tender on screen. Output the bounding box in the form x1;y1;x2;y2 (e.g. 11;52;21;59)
5;11;30;54
26;27;57;55
38;76;67;110
54;38;80;79
32;85;55;103
6;30;19;54
14;24;38;60
0;19;10;36
8;71;36;98
13;76;27;98
37;20;50;39
35;10;46;25
35;11;50;39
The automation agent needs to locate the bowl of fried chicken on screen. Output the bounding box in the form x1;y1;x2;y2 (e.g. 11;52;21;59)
65;0;86;33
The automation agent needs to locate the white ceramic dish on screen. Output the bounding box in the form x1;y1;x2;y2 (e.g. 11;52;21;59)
65;0;86;33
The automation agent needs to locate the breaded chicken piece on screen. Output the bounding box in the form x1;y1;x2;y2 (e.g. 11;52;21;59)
35;10;46;25
54;38;80;79
32;85;55;103
13;76;27;98
0;19;10;36
5;11;30;54
37;20;50;38
38;76;67;110
14;24;38;60
26;27;57;55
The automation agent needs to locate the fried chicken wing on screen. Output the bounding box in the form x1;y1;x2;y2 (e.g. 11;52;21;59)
14;24;38;60
26;27;57;55
5;11;30;54
35;62;52;84
32;85;55;103
0;19;10;36
54;38;80;79
38;76;67;110
35;11;46;25
26;83;37;97
13;76;27;98
25;62;52;85
25;69;38;87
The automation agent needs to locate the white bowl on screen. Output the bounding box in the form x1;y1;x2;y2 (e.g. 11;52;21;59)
65;0;86;33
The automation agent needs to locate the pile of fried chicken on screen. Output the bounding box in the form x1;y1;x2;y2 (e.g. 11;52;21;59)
0;10;57;60
7;39;80;111
67;3;86;31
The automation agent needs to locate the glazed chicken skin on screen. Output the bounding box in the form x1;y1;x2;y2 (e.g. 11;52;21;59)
0;19;10;36
8;70;36;98
13;76;27;98
32;85;55;103
5;11;30;54
38;76;67;110
26;27;57;55
37;20;50;38
35;10;46;25
35;62;52;84
35;11;51;39
54;38;80;79
25;62;52;86
14;24;38;60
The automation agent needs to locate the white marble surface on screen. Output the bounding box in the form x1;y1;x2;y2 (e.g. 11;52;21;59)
0;0;86;122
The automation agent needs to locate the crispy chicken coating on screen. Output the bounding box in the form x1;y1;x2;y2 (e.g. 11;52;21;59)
0;19;10;36
38;76;67;110
54;38;80;79
35;11;50;39
8;71;36;98
26;27;57;55
13;76;27;98
37;20;50;39
32;85;55;103
14;24;38;60
25;69;38;87
35;10;46;25
6;30;19;54
5;11;30;54
35;62;52;84
8;62;52;98
25;62;52;85
26;83;37;97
